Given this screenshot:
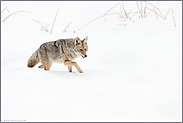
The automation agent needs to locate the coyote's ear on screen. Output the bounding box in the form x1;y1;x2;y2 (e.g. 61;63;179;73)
75;37;80;45
83;36;88;43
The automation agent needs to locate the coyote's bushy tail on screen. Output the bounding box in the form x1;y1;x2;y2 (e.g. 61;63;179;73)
27;50;40;68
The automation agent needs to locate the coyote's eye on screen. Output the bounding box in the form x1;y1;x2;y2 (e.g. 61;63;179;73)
80;49;83;51
85;49;86;51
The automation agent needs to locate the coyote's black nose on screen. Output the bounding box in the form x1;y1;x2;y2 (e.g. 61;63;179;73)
85;55;87;57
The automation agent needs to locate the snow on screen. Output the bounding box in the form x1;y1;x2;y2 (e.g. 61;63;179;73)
1;1;182;122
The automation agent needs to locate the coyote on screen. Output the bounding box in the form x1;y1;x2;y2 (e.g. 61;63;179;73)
27;36;88;73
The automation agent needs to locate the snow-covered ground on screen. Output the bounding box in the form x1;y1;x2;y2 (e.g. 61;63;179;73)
1;1;182;122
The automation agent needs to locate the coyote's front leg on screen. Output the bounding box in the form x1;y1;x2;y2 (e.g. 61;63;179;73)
64;60;83;73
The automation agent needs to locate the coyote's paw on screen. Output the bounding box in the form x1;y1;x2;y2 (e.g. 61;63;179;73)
38;65;43;69
79;70;83;73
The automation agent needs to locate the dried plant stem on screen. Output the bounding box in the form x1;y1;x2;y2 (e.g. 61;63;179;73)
32;19;49;25
78;12;124;30
50;9;59;34
32;19;50;32
41;25;49;32
154;8;158;19
144;2;147;17
164;8;170;20
1;13;4;19
144;1;160;10
131;12;140;18
129;11;139;14
146;11;152;16
172;9;176;27
119;2;124;16
126;9;132;19
141;1;143;17
1;5;8;14
122;1;128;18
2;11;31;22
146;7;164;19
136;1;142;17
157;10;165;18
104;3;120;15
7;9;10;13
62;21;72;33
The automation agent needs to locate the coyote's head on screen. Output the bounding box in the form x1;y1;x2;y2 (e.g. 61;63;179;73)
74;36;88;58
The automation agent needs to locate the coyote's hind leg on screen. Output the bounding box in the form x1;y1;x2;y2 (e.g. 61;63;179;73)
42;62;52;71
68;66;72;72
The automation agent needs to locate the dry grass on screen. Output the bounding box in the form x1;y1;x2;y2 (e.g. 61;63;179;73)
121;1;128;18
32;19;50;32
2;1;177;34
79;12;124;30
104;3;120;15
144;1;160;10
62;21;72;33
154;8;158;19
146;7;164;19
157;9;165;18
144;2;147;17
164;8;170;20
172;9;176;27
1;5;9;14
78;1;177;30
119;2;124;17
50;9;59;34
136;1;142;18
2;11;31;22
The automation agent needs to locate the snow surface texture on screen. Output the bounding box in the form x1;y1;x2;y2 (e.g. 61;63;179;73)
1;1;182;122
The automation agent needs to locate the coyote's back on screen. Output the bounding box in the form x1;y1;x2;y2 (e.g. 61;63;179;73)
27;36;88;73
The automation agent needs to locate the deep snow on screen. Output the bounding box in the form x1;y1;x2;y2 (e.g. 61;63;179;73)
1;1;182;122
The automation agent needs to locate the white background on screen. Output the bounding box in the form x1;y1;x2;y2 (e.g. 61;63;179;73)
1;1;182;122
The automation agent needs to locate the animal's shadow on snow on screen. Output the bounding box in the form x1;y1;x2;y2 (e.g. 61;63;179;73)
48;68;114;78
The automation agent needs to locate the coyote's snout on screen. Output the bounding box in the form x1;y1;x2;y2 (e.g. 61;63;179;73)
27;36;88;73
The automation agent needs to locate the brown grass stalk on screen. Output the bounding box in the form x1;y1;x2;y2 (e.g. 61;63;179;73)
119;2;124;16
154;8;158;19
62;21;72;33
146;11;152;16
157;9;165;18
164;8;170;20
126;9;132;19
136;1;142;17
172;9;176;27
78;12;124;30
104;3;120;15
146;7;164;19
141;1;143;17
122;1;128;18
144;1;160;10
144;2;147;17
50;9;59;34
7;9;10;13
32;19;49;32
1;5;9;14
2;11;31;22
32;19;49;25
131;12;139;18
